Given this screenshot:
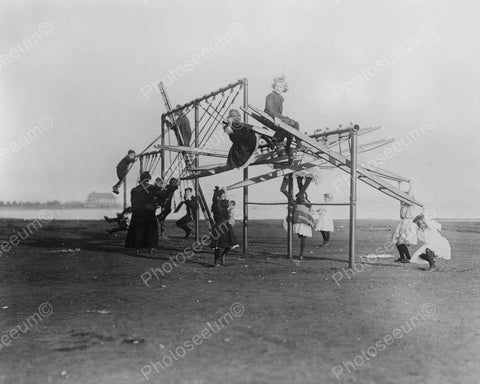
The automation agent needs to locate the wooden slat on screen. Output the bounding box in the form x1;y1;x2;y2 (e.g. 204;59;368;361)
228;159;325;190
154;144;228;158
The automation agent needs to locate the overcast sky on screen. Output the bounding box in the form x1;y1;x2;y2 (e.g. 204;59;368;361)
1;0;479;219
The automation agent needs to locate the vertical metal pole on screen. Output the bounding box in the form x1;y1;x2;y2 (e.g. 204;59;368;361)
349;125;359;268
159;116;165;238
287;174;294;258
161;116;165;179
123;179;127;210
194;103;200;243
242;79;248;255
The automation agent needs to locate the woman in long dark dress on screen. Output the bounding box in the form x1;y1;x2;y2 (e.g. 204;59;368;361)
125;171;163;252
210;187;238;267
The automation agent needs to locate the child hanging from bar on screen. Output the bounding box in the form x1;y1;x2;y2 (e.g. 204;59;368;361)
264;76;300;158
112;150;136;195
391;184;418;263
210;187;239;267
156;177;179;232
285;193;314;260
280;158;322;200
174;187;197;239
104;207;132;234
166;105;192;146
313;193;335;246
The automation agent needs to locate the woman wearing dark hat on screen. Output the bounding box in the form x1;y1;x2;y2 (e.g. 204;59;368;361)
125;171;164;252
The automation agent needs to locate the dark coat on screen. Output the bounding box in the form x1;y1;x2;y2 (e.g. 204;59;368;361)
210;199;238;249
125;183;163;249
227;123;257;168
116;156;135;180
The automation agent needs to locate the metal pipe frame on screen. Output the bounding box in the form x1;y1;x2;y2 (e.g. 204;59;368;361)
242;79;249;255
162;79;246;118
348;125;359;268
194;103;200;243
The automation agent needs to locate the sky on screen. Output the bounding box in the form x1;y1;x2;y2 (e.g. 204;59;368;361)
0;0;479;219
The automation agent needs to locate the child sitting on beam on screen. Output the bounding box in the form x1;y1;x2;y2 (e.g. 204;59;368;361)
264;76;300;157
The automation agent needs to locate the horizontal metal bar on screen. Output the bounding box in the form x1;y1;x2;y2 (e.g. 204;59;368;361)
137;150;163;158
246;202;350;206
162;78;246;117
310;125;359;139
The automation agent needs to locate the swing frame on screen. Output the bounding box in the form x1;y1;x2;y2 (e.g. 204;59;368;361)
156;78;363;268
160;78;250;247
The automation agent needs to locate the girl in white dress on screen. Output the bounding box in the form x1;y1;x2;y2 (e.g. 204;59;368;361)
313;193;334;246
391;184;418;263
391;206;418;263
410;214;451;270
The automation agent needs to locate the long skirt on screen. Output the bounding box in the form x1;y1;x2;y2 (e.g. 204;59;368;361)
125;210;158;249
210;221;238;249
410;228;451;264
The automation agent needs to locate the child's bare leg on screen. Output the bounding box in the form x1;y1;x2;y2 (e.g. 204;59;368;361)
299;235;306;260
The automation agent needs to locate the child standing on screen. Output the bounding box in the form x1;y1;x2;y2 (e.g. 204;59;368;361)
228;200;237;226
314;193;335;246
210;188;239;267
391;186;418;263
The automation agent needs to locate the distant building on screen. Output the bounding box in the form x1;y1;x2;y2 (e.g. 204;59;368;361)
85;192;118;208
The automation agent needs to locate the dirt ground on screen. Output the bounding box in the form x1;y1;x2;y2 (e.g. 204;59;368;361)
0;218;479;384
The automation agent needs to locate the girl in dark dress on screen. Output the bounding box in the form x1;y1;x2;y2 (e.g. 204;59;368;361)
125;171;164;252
224;109;258;169
210;187;238;267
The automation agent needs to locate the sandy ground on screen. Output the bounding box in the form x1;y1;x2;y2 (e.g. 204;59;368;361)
0;218;479;384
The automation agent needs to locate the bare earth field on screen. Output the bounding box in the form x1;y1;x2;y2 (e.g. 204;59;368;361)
0;218;479;384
